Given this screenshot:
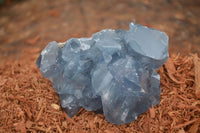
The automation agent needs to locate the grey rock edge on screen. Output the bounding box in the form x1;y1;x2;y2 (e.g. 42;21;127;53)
36;23;169;125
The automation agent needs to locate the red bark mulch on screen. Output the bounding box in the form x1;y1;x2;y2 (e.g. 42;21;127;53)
0;48;199;133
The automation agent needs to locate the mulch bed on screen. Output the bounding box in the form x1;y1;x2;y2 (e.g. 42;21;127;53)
0;49;200;132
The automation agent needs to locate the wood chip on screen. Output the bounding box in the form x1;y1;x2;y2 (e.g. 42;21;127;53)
25;121;34;129
189;120;200;133
178;129;185;133
149;105;155;118
0;78;7;86
63;112;82;128
173;119;199;129
26;36;40;45
57;125;63;133
51;103;60;110
164;58;184;84
35;106;44;122
193;54;200;98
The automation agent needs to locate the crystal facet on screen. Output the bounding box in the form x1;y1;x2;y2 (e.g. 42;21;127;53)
36;23;169;125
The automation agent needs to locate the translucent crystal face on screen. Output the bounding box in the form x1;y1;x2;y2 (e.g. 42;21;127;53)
36;23;169;125
127;23;168;60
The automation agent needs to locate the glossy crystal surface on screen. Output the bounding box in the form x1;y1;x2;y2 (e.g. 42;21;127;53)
36;23;169;125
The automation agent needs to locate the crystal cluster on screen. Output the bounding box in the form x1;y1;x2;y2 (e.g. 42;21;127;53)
36;23;169;125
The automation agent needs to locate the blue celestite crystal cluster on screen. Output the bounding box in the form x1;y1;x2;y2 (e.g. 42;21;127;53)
36;23;169;125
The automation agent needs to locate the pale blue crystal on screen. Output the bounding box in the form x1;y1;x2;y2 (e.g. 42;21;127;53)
36;23;169;125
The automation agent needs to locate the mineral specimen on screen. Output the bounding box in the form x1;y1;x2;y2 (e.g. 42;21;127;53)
36;23;169;125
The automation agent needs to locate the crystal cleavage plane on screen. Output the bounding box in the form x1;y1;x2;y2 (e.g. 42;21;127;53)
36;23;169;125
